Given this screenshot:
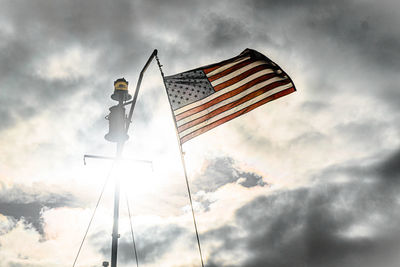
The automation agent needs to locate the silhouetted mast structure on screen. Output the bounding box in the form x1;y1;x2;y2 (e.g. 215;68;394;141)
84;50;157;267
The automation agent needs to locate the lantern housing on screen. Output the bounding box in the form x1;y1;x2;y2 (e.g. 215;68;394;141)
104;105;129;143
111;78;132;102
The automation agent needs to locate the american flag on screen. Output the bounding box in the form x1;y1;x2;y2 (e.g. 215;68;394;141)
164;48;296;144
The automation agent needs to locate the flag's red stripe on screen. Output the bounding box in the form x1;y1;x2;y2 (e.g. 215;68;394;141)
175;73;281;121
203;64;223;74
180;87;296;144
207;58;255;82
213;64;270;91
177;80;292;132
203;55;248;74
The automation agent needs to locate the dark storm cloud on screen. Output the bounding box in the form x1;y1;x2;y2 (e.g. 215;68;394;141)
97;224;185;264
0;109;15;131
2;0;140;50
204;15;251;49
300;2;400;70
376;148;400;182
194;157;266;193
0;76;90;130
201;148;400;267
0;202;47;235
0;183;77;235
246;0;400;109
239;171;267;188
248;0;400;67
0;0;153;132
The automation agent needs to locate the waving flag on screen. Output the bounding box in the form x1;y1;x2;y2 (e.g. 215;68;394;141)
164;48;296;144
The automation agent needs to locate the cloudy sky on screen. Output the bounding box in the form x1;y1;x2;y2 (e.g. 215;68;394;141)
1;0;400;266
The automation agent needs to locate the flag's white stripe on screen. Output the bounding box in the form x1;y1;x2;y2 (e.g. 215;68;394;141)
174;68;276;116
206;57;250;77
210;60;267;87
177;76;287;127
178;83;293;138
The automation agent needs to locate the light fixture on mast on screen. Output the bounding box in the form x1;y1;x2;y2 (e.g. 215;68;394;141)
105;78;131;143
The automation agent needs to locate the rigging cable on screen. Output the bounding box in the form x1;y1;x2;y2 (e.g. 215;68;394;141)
72;162;115;267
155;54;205;267
125;192;139;267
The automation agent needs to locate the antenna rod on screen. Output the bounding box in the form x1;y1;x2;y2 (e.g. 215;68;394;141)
126;49;158;132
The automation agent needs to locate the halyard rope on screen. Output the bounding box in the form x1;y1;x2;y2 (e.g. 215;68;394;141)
156;53;205;267
125;192;140;267
72;162;115;267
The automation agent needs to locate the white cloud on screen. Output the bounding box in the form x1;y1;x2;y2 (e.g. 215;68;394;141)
35;46;98;81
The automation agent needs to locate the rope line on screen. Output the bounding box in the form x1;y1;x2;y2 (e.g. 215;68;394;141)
72;162;115;267
181;157;205;267
156;54;205;267
125;192;139;267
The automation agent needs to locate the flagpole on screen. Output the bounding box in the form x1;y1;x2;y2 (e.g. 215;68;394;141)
155;54;205;267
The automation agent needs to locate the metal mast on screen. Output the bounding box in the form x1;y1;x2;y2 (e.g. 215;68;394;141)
105;77;131;267
99;50;157;267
